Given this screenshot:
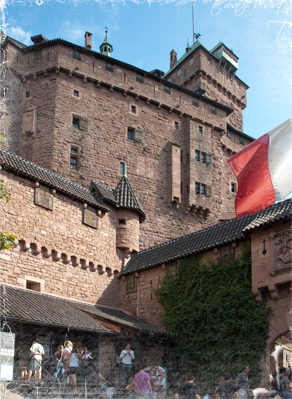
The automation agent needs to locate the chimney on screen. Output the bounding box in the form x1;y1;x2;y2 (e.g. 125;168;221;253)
85;32;92;49
170;49;177;69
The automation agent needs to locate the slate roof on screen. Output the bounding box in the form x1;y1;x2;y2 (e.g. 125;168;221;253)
0;284;171;336
114;176;146;222
0;149;109;212
76;303;173;336
3;35;234;116
0;284;113;333
121;199;292;275
91;177;146;222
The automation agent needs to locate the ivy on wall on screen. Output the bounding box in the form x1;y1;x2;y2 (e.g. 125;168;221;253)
157;252;270;388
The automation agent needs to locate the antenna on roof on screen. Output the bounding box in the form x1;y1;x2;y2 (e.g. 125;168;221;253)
192;2;201;43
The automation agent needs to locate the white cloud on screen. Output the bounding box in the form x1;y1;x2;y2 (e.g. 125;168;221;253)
9;26;31;45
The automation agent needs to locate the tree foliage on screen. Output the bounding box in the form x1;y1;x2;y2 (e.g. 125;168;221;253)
0;179;16;250
157;252;270;389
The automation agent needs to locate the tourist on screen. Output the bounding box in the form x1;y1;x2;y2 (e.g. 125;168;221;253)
236;366;250;399
152;362;166;399
175;373;201;399
27;339;45;383
120;344;135;386
50;345;65;383
65;345;84;392
104;366;119;399
134;365;152;399
216;374;239;399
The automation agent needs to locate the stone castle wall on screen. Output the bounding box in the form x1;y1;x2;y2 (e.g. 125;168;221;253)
0;168;142;306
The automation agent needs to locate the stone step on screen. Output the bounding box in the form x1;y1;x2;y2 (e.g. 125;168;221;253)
6;382;128;399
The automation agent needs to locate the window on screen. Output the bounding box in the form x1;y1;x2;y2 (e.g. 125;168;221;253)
73;90;79;97
127;127;143;142
120;161;126;176
195;182;200;194
72;51;81;61
35;184;53;210
127;128;134;141
193;99;199;107
239;137;245;145
199;126;203;133
136;74;144;83
131;105;136;114
70;147;78;170
227;132;231;138
83;205;98;229
210;106;217;115
73;116;80;129
26;281;41;291
231;182;237;193
25;91;30;98
164;86;171;94
195;150;208;164
118;219;126;225
208;56;213;65
174;121;179;130
126;274;137;293
105;63;113;72
72;115;88;131
195;182;211;197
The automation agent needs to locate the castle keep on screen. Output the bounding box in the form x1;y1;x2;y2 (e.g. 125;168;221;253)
1;31;252;250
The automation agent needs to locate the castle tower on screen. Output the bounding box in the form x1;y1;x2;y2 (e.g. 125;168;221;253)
99;30;113;57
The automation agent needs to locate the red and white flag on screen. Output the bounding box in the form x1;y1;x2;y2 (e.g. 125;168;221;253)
228;118;292;218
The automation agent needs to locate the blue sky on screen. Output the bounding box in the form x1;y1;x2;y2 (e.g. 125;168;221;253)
3;0;292;139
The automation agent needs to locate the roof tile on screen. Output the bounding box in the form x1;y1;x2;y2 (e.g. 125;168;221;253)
122;199;292;275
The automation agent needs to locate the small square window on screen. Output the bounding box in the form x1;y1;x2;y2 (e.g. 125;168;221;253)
239;137;245;145
35;184;53;210
73;117;80;129
231;182;237;193
199;126;203;134
73;90;79;97
26;281;41;291
193;99;199;107
174;121;179;130
106;63;113;72
210;106;217;115
131;105;136;114
164;86;171;94
72;51;81;61
126;274;137;293
120;161;126;176
118;219;126;225
136;74;144;83
25;91;30;98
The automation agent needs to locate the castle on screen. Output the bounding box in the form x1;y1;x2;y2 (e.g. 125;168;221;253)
0;31;291;384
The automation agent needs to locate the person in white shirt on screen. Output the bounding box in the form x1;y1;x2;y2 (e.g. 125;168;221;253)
27;339;45;383
120;344;135;387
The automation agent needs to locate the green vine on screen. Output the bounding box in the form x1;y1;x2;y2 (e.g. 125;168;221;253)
157;252;270;389
0;179;16;250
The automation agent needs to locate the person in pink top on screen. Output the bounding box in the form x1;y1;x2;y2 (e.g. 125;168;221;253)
134;366;152;399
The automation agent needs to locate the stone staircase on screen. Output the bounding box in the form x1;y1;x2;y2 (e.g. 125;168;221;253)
5;381;128;399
